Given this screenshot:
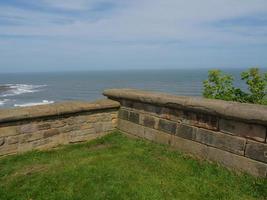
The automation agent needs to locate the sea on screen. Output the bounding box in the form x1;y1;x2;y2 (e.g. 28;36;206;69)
0;69;256;108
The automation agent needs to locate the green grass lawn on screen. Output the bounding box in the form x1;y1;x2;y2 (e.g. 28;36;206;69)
0;131;266;200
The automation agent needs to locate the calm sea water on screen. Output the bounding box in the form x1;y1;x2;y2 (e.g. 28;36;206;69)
0;69;250;108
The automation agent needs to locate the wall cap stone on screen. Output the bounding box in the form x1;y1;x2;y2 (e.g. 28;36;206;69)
103;89;267;125
0;99;120;123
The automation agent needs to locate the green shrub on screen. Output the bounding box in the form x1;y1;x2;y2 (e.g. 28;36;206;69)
203;67;267;105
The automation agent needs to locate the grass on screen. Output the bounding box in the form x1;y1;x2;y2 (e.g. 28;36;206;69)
0;131;266;200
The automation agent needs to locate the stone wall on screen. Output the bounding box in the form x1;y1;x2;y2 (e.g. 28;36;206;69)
0;99;119;156
104;89;267;177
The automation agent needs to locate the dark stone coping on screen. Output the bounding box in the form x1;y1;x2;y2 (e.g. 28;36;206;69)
103;89;267;125
0;99;120;123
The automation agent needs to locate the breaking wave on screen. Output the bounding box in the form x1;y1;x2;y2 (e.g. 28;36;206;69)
0;84;47;97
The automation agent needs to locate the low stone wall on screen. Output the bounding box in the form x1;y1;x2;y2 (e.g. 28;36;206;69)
104;89;267;177
0;99;119;156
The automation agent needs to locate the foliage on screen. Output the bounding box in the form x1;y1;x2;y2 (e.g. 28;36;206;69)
0;131;266;200
203;67;267;105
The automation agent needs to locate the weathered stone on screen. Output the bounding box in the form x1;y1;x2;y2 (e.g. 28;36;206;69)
19;124;38;134
128;111;139;124
95;113;113;122
95;122;113;133
0;99;119;124
245;140;267;163
176;124;196;140
0;143;18;156
32;139;50;148
38;123;51;130
159;107;171;120
121;99;134;108
118;119;144;138
66;117;76;125
140;114;157;129
85;115;97;123
118;109;129;120
6;135;19;144
123;101;161;115
0;137;5;146
142;104;162;115
168;108;183;122
171;135;208;159
112;119;117;127
67;131;109;144
182;111;218;130
80;123;93;130
103;89;267;125
60;126;74;133
154;129;172;145
158;119;177;135
195;128;246;155
206;146;267;177
143;127;156;141
219;119;266;142
68;129;95;137
51;120;66;128
0;126;18;137
43;129;60;138
132;102;146;111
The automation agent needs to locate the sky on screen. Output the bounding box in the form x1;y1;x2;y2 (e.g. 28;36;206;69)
0;0;267;72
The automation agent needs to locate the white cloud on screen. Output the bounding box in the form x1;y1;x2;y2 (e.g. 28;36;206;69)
0;0;267;71
0;0;266;43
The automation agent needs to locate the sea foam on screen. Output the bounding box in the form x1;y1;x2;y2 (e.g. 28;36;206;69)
14;100;54;107
0;84;47;97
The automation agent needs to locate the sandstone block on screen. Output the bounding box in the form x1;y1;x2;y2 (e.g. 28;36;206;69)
182;111;218;130
19;124;38;134
142;104;162;115
51;120;66;128
32;138;50;148
118;119;144;138
60;126;74;133
93;122;114;133
118;109;129;120
112;119;117;127
195;128;246;155
140;114;157;129
171;135;208;159
80;123;93;130
128;111;139;124
0;143;18;156
85;115;97;123
219;119;266;142
143;127;156;141
154;129;172;145
206;146;267;177
159;107;171;120
94;123;103;133
37;123;51;130
245;140;267;163
121;99;134;108
168;108;183;122
43;129;60;138
158;119;177;135
0;126;18;137
0;137;5;146
6;135;19;144
176;124;196;140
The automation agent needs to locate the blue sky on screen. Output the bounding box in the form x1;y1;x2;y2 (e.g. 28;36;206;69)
0;0;267;72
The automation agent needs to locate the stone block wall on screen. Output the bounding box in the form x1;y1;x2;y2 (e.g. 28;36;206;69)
0;99;119;156
104;89;267;177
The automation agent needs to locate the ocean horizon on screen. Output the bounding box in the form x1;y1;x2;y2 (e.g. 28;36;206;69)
0;68;263;108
